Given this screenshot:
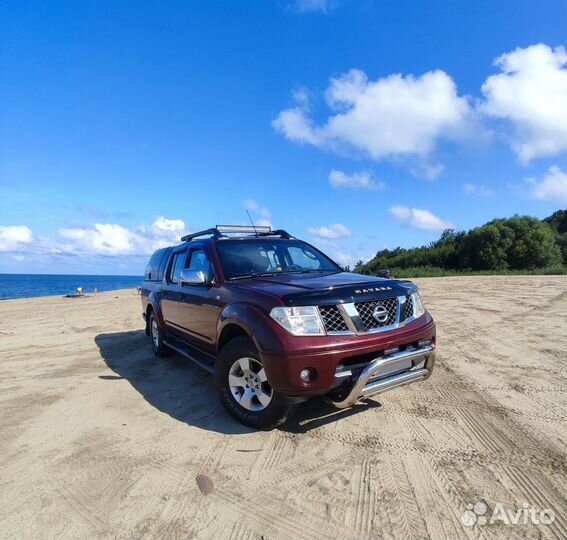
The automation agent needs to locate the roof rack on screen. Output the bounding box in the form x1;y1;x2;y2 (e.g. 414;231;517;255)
257;229;293;240
180;225;293;242
180;228;221;242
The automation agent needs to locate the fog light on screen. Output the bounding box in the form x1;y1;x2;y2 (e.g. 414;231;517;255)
418;339;432;348
299;368;316;382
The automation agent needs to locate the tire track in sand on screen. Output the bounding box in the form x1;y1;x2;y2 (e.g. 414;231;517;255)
249;431;295;479
375;452;429;539
152;437;229;539
214;488;351;540
255;442;350;489
502;466;567;540
350;459;377;536
57;485;108;534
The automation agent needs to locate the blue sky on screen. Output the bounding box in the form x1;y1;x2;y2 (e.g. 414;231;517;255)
1;0;566;274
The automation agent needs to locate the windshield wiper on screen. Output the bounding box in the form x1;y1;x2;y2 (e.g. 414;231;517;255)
230;269;339;280
283;269;336;274
229;272;278;281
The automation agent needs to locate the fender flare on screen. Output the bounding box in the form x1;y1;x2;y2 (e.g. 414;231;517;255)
217;303;284;354
146;292;166;332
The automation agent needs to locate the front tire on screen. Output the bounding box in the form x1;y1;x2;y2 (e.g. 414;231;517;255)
215;336;298;429
149;312;171;357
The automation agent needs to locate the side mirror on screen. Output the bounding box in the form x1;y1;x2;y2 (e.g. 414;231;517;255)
375;269;393;279
180;269;207;286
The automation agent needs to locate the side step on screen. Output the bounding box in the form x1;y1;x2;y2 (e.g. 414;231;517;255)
163;338;215;373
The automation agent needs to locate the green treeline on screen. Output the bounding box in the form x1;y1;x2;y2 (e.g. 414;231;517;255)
356;210;567;277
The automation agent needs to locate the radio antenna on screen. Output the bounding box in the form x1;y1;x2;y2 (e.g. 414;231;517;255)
246;210;258;236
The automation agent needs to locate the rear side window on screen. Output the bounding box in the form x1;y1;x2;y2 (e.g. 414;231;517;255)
145;249;167;281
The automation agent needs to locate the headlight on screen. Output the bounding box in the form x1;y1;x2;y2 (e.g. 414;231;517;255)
411;291;426;318
270;306;326;336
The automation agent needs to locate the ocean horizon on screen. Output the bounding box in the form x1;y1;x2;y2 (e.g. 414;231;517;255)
0;273;143;300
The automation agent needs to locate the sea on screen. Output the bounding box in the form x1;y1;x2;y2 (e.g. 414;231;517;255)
0;274;143;300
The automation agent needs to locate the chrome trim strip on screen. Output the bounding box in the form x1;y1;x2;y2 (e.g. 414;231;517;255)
397;294;407;322
337;304;358;334
395;295;403;323
363;315;416;334
330;345;435;409
336;303;365;334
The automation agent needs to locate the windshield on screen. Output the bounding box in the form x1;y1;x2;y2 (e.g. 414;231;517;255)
216;239;341;280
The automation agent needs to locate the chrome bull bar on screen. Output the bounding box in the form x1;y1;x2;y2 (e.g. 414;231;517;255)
331;345;436;409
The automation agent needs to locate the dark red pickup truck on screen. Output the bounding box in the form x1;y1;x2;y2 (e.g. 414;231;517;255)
141;225;436;429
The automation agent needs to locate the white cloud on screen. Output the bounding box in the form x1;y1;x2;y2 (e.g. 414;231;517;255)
243;199;272;227
0;225;33;252
389;206;453;231
307;223;352;239
464;183;494;197
57;217;188;256
292;87;311;108
273;68;472;176
333;251;355;268
151;217;185;234
329;169;385;190
526;165;567;204
481;44;567;162
289;0;335;13
58;224;138;256
273;107;320;146
413;162;445;181
331;250;373;269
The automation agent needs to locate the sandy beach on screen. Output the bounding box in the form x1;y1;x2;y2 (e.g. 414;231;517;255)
0;276;566;540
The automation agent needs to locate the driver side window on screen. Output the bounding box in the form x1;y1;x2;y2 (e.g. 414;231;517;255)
186;248;213;280
169;252;187;284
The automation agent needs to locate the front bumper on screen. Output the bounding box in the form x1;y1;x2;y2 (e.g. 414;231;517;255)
260;313;436;397
329;344;435;408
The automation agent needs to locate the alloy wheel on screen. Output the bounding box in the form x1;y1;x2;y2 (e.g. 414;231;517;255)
228;357;273;411
151;317;159;348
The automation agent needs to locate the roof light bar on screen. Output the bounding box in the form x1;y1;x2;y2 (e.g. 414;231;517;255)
216;224;271;234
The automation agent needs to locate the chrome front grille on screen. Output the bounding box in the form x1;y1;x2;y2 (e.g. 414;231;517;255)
318;294;415;335
319;305;350;333
355;298;398;330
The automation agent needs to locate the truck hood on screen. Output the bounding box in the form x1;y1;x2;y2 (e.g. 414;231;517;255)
232;272;417;306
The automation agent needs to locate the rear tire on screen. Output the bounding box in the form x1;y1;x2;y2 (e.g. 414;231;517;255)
215;336;298;429
149;312;171;357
